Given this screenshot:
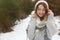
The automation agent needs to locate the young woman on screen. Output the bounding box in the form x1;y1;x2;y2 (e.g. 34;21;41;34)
26;0;57;40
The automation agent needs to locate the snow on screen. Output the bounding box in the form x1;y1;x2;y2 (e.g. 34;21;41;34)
0;15;31;40
51;16;60;40
54;16;60;29
0;15;60;40
51;32;60;40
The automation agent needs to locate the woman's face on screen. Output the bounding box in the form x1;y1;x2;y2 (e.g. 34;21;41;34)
36;4;45;17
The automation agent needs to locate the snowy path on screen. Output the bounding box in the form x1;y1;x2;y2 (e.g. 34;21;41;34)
0;15;31;40
0;16;60;40
54;16;60;29
51;16;60;40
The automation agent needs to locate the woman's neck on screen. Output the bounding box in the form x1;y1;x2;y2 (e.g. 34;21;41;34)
36;15;48;21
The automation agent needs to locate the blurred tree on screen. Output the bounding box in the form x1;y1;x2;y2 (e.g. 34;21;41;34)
46;0;60;16
0;0;20;33
0;0;37;33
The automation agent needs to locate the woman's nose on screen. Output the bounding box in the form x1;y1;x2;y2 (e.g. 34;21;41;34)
40;10;43;14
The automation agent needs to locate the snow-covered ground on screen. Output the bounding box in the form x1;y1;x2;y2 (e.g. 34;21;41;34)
54;16;60;29
0;15;31;40
51;31;60;40
51;16;60;40
0;16;60;40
